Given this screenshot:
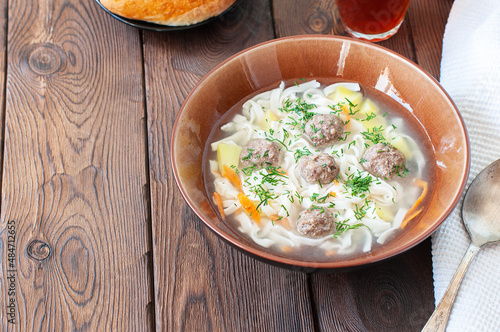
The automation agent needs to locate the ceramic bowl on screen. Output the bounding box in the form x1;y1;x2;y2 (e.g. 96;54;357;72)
171;35;469;270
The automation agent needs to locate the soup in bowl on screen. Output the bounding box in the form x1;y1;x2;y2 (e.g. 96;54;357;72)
171;35;469;270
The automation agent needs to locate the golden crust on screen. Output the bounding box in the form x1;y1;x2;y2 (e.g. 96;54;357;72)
99;0;237;26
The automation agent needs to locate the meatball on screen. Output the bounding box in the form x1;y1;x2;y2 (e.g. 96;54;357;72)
361;143;406;180
299;153;339;185
297;208;335;238
304;114;344;147
240;139;280;168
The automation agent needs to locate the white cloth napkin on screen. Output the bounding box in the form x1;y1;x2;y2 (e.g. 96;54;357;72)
432;0;500;330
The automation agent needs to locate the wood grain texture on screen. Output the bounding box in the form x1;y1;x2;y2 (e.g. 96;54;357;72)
310;240;435;332
0;1;6;328
407;0;454;79
142;0;314;331
0;0;152;330
0;0;6;177
273;0;343;37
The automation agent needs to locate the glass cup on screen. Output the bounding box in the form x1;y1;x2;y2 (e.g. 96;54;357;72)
335;0;410;42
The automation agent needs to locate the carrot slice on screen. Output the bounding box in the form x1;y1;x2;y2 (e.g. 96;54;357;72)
221;164;243;192
275;167;288;176
401;209;422;228
213;192;225;219
342;104;351;129
402;179;428;228
407;179;428;213
325;250;337;256
237;193;260;225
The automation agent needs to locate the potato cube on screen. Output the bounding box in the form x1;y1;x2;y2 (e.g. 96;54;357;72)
391;136;413;159
260;110;279;130
329;86;363;114
376;206;395;222
361;116;387;130
217;143;242;173
360;99;380;115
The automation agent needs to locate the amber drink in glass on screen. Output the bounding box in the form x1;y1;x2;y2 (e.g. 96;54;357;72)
335;0;410;42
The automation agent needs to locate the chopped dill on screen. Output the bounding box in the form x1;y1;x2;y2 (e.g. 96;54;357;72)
363;112;377;121
327;104;343;115
279;98;317;127
333;219;368;238
241;149;254;161
286;116;299;127
261;166;288;185
294;191;304;204
344;171;372;197
392;164;409;178
361;126;386;144
281;204;290;217
266;137;289;151
353;202;369;220
311;205;325;213
294;146;312;162
338;131;351;141
344;98;361;116
251;184;277;210
242;166;257;176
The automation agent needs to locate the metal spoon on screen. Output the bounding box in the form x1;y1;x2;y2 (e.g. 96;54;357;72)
422;159;500;332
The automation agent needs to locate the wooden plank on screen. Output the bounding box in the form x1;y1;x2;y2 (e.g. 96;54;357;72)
310;243;435;332
0;0;153;330
271;0;439;331
0;0;7;327
406;0;454;80
0;0;6;163
143;1;315;330
273;0;343;37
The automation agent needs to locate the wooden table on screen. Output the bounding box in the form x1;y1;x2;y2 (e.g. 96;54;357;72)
0;0;454;330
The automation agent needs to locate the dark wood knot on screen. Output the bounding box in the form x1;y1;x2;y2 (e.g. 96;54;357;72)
307;11;331;33
23;43;67;75
27;239;52;261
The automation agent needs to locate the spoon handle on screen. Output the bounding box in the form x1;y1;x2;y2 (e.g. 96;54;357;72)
421;243;480;332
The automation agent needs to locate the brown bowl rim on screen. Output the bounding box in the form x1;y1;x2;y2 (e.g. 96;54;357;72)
171;35;470;269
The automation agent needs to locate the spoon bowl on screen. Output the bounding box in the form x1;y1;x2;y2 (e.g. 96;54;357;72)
422;159;500;331
462;159;500;245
